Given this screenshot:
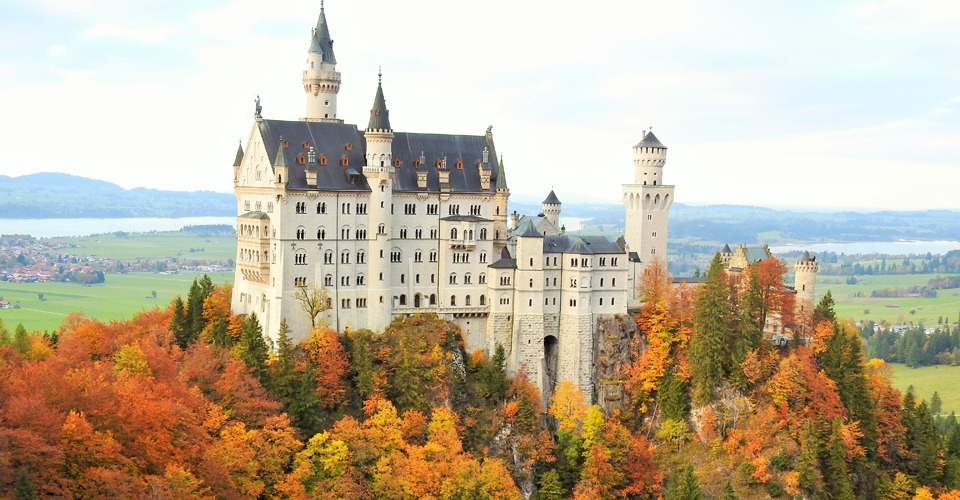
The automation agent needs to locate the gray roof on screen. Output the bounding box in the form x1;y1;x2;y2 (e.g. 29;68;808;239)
309;6;337;64
513;217;546;238
233;143;244;167
799;251;816;262
634;130;666;149
489;247;516;269
239;211;270;220
257;119;504;194
441;215;491;222
495;154;508;190
722;243;731;253
274;141;287;167
542;235;624;255
367;80;391;131
543;190;561;205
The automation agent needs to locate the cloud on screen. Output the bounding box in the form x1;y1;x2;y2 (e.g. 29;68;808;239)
83;23;177;44
46;45;67;57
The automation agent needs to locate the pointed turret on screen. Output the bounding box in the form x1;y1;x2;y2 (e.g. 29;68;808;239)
303;2;342;122
233;142;244;167
273;138;288;186
309;3;337;64
366;71;391;131
496;155;508;191
542;190;561;229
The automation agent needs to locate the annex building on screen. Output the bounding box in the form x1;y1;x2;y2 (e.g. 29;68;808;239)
231;6;674;401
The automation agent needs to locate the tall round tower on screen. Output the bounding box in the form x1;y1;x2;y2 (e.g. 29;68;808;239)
542;190;561;230
794;251;819;319
622;130;674;305
362;72;395;331
303;3;342;122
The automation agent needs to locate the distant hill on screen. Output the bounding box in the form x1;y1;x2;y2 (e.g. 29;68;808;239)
0;173;235;218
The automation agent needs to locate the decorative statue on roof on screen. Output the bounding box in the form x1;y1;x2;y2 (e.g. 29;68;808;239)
255;95;262;116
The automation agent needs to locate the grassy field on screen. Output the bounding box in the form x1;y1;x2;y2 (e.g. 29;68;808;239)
819;274;960;326
890;363;960;416
48;231;236;261
0;272;234;333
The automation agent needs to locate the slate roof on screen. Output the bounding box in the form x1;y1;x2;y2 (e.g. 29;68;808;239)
512;217;546;238
543;235;624;255
233;143;244;167
489;247;516;269
257;119;503;194
722;243;731;253
634;130;666;149
367;80;391;131
239;211;270;220
744;247;772;263
441;215;491;222
543;190;561;205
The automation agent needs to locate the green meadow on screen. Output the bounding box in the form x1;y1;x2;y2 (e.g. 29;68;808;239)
48;231;236;261
0;272;234;333
819;274;960;327
890;363;960;416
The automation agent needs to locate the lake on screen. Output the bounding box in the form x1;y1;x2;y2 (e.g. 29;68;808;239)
0;217;237;238
770;240;960;255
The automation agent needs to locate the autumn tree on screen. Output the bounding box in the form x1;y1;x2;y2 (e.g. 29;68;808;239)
302;327;350;410
294;284;330;329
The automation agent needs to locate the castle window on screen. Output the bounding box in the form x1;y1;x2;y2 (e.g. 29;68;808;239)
528;299;533;307
430;294;437;305
324;274;333;286
302;141;310;149
480;295;485;306
296;226;305;240
390;250;402;262
341;155;349;166
611;297;616;306
449;273;457;285
479;273;486;284
320;155;327;166
340;276;350;286
456;160;463;169
570;279;577;288
464;273;472;284
378;224;386;234
651;248;656;255
357;251;365;264
612;258;618;266
415;228;423;239
600;278;604;287
297;154;306;165
480;252;487;263
324;250;334;264
401;274;405;284
429;250;438;262
466;295;472;306
400;228;408;239
612;278;616;287
416;274;420;284
599;298;604;306
394;157;402;167
529;279;534;288
479;228;487;240
450;295;456;306
341;251;350;264
647;215;652;221
570;299;577;307
451;228;458;240
318;202;326;214
529;258;534;267
652;231;657;237
399;294;407;306
431;274;436;283
414;250;422;262
571;258;577;267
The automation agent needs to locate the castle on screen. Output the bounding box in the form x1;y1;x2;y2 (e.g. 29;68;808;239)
230;5;678;402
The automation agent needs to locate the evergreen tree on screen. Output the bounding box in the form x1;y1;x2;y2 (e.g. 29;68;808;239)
822;419;855;500
345;329;379;402
656;370;690;421
170;296;191;348
690;253;732;402
0;317;9;345
13;323;29;354
731;266;763;387
536;469;566;500
287;360;323;436
14;468;37;500
721;480;736;500
796;419;823;495
269;319;298;403
664;464;701;500
813;290;836;325
236;313;270;385
185;275;213;343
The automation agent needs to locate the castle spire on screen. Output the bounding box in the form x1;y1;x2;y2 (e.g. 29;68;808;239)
496;154;508;191
303;2;342;122
366;69;391;131
309;1;336;64
233;141;244;167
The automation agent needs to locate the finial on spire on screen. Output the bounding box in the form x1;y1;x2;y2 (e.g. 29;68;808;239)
321;0;325;10
378;66;382;85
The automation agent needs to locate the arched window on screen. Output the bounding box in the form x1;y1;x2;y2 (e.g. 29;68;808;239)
320;155;327;166
430;294;437;305
465;295;471;306
450;295;456;306
480;228;487;240
479;295;486;306
451;227;458;240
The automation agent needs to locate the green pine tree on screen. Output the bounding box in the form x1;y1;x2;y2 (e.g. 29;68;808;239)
536;469;566;500
236;313;270;385
186;275;213;342
656;370;691;421
690;253;732;402
15;468;37;500
170;296;191;348
822;419;855;500
269;319;298;403
721;480;736;500
664;464;701;500
13;323;30;354
813;290;837;324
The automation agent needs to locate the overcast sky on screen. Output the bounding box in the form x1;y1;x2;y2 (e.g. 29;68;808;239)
1;0;958;210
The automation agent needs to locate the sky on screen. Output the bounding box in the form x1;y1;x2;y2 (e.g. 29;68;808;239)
1;0;958;211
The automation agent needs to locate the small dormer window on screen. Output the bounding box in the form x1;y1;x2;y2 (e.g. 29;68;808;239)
345;143;353;151
456;160;463;169
436;160;443;168
297;154;306;165
302;141;310;149
393;158;401;167
320;155;327;166
341;155;349;166
281;139;289;148
414;159;421;167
